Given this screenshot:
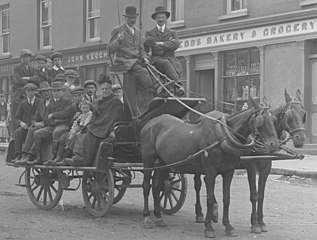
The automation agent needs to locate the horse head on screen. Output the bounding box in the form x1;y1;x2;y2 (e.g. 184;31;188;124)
248;97;279;153
282;89;306;147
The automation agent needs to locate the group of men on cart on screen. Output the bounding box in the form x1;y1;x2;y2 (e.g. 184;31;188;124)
10;5;184;167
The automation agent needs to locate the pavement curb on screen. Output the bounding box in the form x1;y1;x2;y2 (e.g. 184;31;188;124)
270;167;317;179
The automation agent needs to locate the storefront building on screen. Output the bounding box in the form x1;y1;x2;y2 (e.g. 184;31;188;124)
175;6;317;144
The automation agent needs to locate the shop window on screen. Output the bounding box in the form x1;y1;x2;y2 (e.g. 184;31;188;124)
222;48;260;114
167;0;184;28
0;4;9;55
86;0;100;41
40;0;52;49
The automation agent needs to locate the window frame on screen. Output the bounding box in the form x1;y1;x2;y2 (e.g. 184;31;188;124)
86;0;100;42
166;0;185;28
227;0;247;14
39;0;52;49
0;5;10;56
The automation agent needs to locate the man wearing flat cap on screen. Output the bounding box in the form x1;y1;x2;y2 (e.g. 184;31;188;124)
12;49;38;132
144;6;185;96
83;80;97;103
34;55;50;84
108;6;155;116
65;69;80;90
12;83;42;163
48;51;64;83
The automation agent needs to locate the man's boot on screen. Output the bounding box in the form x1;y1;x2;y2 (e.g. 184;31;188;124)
26;142;42;166
50;141;59;161
12;153;22;164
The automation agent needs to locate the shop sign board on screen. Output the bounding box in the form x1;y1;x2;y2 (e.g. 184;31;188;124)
178;19;317;51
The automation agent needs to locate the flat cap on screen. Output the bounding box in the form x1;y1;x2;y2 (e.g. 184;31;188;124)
112;84;122;91
50;52;63;60
65;69;78;78
35;55;47;62
70;86;85;94
20;49;33;57
23;83;38;91
54;73;66;82
38;81;51;92
83;79;97;88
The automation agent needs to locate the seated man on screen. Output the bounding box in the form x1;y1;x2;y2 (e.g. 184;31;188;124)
108;6;155;116
12;83;42;163
25;81;73;165
59;76;124;166
19;81;52;164
83;79;97;104
144;6;185;96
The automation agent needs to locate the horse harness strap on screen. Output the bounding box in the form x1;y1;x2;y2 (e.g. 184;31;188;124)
126;138;227;171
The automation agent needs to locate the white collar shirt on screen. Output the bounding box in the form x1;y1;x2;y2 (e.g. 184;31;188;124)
157;24;166;33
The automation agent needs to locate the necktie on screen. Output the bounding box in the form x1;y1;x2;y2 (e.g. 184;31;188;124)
159;27;163;33
131;27;135;36
90;96;93;102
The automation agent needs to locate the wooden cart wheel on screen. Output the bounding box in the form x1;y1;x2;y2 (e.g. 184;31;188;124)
82;169;114;217
160;173;187;215
112;169;131;205
25;167;63;210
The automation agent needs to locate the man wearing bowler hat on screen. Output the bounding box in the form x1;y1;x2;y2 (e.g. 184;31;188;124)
144;6;185;96
108;6;155;116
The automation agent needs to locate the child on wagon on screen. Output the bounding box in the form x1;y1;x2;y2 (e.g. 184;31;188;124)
65;100;93;153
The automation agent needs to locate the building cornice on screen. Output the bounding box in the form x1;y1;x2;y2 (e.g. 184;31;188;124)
178;8;317;38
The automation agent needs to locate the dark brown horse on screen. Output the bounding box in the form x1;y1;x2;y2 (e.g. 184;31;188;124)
141;98;279;238
193;89;306;234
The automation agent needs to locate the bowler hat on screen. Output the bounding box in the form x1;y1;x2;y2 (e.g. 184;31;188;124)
123;6;139;17
70;86;85;94
54;73;66;82
23;83;38;91
65;69;78;78
50;81;65;90
83;79;97;88
112;84;122;91
151;6;170;19
20;49;33;57
35;55;47;62
38;81;51;92
50;52;63;60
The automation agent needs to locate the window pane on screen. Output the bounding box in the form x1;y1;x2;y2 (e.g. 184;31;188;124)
43;26;50;46
171;0;184;21
89;18;100;39
41;1;49;24
231;0;246;11
2;34;9;53
2;10;9;32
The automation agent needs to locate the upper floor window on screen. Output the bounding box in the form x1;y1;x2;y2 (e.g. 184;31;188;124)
228;0;247;13
167;0;185;28
0;5;9;55
40;0;52;49
86;0;100;41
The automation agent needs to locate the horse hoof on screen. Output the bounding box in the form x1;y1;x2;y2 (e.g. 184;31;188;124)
260;224;268;232
143;217;154;229
204;230;216;238
196;215;204;223
225;228;238;237
251;225;262;234
155;218;167;227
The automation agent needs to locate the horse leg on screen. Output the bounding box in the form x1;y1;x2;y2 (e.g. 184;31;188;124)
194;174;204;223
246;164;261;234
257;161;271;232
143;167;154;229
203;175;218;223
152;169;169;227
222;169;238;237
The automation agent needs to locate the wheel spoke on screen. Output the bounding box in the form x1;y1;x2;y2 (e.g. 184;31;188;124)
88;193;94;201
47;186;53;202
50;183;58;193
31;183;40;192
171;186;182;192
43;187;47;206
36;186;44;202
168;194;174;208
170;190;179;202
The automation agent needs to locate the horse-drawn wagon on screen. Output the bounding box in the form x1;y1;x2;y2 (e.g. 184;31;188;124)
6;96;206;217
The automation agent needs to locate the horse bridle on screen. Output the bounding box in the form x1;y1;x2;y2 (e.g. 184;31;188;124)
249;106;273;143
278;97;306;136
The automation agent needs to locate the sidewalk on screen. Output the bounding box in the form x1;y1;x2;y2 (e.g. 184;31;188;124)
1;142;317;179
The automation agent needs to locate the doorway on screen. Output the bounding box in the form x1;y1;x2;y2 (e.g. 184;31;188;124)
309;58;317;143
195;69;215;113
